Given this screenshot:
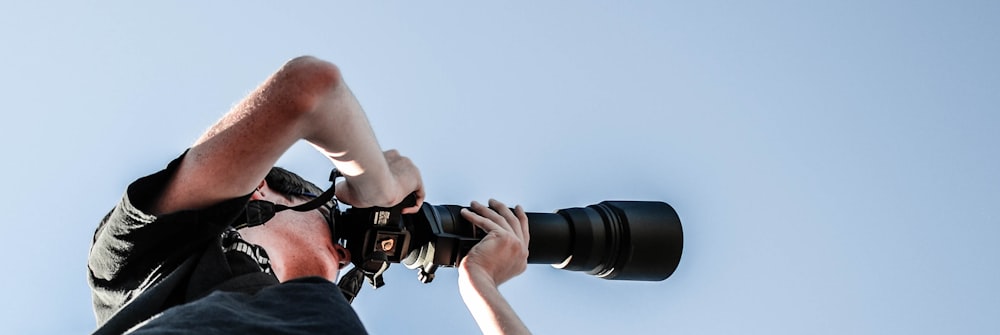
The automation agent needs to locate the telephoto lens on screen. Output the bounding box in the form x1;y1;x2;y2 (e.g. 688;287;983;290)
527;201;683;281
406;201;683;281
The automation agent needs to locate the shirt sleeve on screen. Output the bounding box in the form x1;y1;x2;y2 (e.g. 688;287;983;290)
88;152;252;323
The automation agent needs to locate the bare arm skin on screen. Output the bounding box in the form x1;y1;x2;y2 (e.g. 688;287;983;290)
460;199;532;335
153;56;423;215
149;56;523;333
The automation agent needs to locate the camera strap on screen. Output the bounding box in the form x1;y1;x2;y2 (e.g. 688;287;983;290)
338;251;389;304
232;169;342;230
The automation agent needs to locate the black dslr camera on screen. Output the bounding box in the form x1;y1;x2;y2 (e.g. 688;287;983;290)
240;170;684;303
334;199;683;303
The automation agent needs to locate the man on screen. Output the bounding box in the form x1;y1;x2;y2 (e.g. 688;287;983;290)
89;56;531;334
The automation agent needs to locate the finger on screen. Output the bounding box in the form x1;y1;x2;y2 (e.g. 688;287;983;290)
474;200;512;232
461;202;502;232
515;205;529;247
489;199;522;238
402;184;425;214
389;150;423;214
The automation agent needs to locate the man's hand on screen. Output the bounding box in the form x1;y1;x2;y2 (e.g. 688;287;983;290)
334;149;425;213
460;199;530;286
459;199;531;335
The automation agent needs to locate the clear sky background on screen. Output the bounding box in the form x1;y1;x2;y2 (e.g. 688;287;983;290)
1;1;998;334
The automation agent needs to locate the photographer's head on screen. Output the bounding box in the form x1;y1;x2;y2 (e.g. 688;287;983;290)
263;167;324;201
237;167;350;283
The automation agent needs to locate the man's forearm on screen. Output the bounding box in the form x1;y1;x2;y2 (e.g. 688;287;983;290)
459;268;531;335
155;56;399;214
298;62;403;207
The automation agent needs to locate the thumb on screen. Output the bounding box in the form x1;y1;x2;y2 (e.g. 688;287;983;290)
334;180;355;206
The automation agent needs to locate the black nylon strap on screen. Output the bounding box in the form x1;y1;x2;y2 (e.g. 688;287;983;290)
233;169;341;229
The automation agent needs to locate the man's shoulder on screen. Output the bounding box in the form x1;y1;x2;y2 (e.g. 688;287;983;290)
124;278;367;335
89;151;256;327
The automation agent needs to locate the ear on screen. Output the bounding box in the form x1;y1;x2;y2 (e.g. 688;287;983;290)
333;244;352;269
251;180;268;200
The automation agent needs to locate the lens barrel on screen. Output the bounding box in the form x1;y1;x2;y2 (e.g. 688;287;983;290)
406;201;683;281
527;201;683;281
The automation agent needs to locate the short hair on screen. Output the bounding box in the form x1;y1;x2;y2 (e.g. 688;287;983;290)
265;166;323;201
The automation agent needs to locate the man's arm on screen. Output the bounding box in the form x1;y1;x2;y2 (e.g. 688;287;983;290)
460;199;532;335
154;56;422;215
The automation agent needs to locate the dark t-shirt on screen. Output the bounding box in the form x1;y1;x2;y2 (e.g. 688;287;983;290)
88;153;366;334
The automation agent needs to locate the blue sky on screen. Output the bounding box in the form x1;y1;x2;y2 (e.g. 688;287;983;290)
1;1;998;334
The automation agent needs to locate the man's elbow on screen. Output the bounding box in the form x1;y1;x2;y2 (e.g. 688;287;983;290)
273;56;345;116
283;55;342;81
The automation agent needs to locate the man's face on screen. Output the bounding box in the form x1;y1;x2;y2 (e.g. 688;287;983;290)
239;185;349;283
